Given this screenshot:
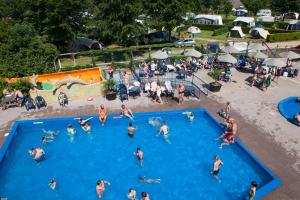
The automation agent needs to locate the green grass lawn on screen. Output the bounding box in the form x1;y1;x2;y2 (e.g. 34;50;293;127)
195;30;228;41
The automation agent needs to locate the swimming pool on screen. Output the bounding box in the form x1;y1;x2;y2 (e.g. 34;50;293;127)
278;96;300;126
0;109;281;199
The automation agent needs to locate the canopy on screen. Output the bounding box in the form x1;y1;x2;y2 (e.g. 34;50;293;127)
183;49;202;58
187;26;201;34
263;58;286;67
151;50;168;59
217;54;237;64
229;26;245;38
292;61;300;70
248;43;267;51
279;51;300;60
250;28;270;39
249;51;268;59
221;45;241;54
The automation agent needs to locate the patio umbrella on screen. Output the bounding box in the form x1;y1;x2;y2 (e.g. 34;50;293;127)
217;54;237;64
249;51;268;59
279;51;300;60
151;50;168;59
221;45;241;54
263;58;286;67
248;43;267;51
182;49;202;58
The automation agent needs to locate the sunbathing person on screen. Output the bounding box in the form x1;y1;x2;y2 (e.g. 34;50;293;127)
98;104;107;126
139;176;161;183
29;147;45;161
121;104;134;120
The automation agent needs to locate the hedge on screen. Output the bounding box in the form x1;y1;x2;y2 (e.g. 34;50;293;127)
267;32;300;42
212;27;229;36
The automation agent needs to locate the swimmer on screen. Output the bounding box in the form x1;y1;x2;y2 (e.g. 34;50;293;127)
148;117;163;131
128;122;137;138
135;148;143;166
294;112;300;125
211;156;223;182
49;178;56;190
183;112;194;121
139;176;161;184
216;118;237;148
127;188;136;200
29;147;45;161
121;104;134;120
98;104;107;126
42;128;59;139
42;135;53;144
96;179;111;199
296;97;300;103
67;124;76;136
141;191;150;200
78;117;92;132
158;121;170;143
248;181;257;200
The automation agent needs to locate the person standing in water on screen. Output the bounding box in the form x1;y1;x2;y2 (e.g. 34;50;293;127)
211;156;223;182
128;122;138;139
248;181;257;200
135;147;143;166
96;179;111;199
158;121;170;144
127;188;136;200
141;192;150;200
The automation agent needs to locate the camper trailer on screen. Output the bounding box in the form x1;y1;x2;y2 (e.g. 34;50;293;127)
256;9;272;17
233;17;255;27
286;20;300;31
193;15;223;25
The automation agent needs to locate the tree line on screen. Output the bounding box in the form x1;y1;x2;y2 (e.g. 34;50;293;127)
0;0;298;77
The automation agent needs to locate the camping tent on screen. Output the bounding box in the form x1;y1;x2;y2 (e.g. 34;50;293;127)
151;50;168;59
182;49;202;58
68;37;102;52
233;17;255;27
229;26;245;38
279;51;300;60
187;26;201;35
193;14;223;25
217;54;237;64
250;28;270;39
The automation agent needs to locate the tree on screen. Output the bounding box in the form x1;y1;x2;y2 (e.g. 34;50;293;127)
270;0;300;14
222;0;233;18
143;0;185;41
241;0;269;15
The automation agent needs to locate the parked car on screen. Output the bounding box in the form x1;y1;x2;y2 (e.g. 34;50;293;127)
174;38;196;47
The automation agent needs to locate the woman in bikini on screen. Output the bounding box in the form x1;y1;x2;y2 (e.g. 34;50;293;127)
96;179;110;199
177;83;185;104
98;104;107;126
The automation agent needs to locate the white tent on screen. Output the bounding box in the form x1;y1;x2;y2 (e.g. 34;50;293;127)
221;45;241;54
286;20;300;31
263;58;286;67
182;49;202;58
249;51;268;59
250;28;270;39
193;14;223;25
279;51;300;60
217;54;237;64
187;26;201;35
229;26;245;38
256;16;274;22
233;17;255;27
151;50;168;59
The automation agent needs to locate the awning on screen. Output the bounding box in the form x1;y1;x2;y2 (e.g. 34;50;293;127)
249;51;268;59
217;54;237;64
263;58;286;67
182;49;202;58
151;50;168;59
279;51;300;60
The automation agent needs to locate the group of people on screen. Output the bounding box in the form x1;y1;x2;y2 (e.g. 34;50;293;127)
2;88;24;102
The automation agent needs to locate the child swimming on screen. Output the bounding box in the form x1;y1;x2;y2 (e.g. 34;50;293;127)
182;112;194;121
67;124;76;136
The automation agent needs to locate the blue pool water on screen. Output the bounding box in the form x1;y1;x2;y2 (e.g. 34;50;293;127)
0;109;280;199
278;96;300;126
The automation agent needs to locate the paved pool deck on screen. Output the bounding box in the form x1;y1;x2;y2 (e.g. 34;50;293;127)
0;93;299;199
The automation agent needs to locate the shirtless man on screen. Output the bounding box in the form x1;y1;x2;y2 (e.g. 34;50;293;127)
211;156;223;182
128;122;137;138
135;147;143;166
217;118;237;148
29;147;45;161
121;104;134;120
158;121;170;143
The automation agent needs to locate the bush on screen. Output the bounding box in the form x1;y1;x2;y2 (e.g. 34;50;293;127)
213;27;229;36
267;32;300;42
61;64;94;72
0;79;8;98
208;69;223;81
9;78;33;95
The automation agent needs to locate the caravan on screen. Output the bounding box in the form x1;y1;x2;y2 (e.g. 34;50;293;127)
256;9;272;17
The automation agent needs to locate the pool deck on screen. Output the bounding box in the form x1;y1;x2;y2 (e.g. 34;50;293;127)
0;95;299;199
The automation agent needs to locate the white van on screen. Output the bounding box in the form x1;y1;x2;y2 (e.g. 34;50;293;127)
256;9;272;17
